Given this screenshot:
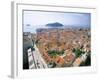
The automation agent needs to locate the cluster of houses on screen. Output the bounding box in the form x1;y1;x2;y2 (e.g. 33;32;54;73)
23;27;91;69
35;28;91;68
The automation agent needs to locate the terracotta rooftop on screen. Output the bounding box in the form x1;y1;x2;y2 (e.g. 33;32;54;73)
54;56;65;67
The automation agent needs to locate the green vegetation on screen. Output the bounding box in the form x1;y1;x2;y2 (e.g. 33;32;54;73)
48;50;57;57
48;50;64;57
73;48;85;57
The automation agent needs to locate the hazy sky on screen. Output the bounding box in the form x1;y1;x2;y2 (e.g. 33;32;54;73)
23;10;91;33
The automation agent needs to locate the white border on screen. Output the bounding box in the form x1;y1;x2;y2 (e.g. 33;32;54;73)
11;2;97;78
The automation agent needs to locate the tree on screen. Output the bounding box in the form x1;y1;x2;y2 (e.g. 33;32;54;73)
48;50;64;57
73;48;85;57
48;50;57;57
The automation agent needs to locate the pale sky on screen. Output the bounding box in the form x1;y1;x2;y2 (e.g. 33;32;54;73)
23;10;91;33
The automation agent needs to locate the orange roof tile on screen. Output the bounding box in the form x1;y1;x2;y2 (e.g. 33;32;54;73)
54;56;65;66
